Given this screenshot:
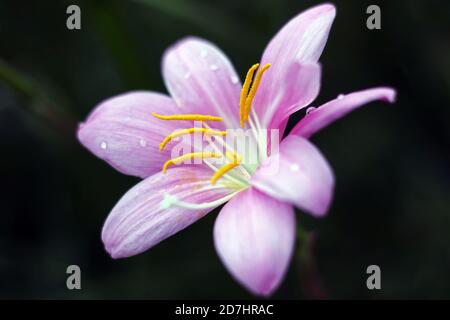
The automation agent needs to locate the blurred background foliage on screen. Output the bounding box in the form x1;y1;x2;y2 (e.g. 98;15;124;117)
0;0;449;299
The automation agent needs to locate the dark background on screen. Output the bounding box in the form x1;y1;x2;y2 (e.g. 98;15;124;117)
0;0;449;299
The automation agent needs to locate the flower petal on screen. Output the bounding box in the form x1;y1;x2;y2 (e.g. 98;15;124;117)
268;62;321;130
214;188;296;296
290;87;397;138
162;37;241;129
77;91;193;178
252;135;334;217
253;4;335;128
102;166;234;259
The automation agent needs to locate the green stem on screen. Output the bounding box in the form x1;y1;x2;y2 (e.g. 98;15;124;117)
297;226;328;299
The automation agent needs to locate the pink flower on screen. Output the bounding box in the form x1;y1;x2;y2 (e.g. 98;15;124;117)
77;3;396;296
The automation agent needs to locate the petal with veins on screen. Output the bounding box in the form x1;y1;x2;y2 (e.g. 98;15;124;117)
252;135;334;217
214;188;295;296
77;91;193;178
268;62;321;130
102;166;234;259
253;4;335;129
162;37;241;129
290;87;397;138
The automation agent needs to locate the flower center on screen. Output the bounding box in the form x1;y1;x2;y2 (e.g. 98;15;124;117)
152;63;271;209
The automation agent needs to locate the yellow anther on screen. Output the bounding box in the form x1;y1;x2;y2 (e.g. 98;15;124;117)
152;112;223;122
241;63;270;128
211;152;242;185
243;63;270;123
211;162;240;185
162;152;221;173
239;64;259;127
159;128;227;151
225;151;240;164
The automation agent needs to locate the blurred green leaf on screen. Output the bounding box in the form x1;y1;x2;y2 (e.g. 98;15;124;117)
133;0;264;49
89;1;151;88
0;59;36;97
0;58;76;140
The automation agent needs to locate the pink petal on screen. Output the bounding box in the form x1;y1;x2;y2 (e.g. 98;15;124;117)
214;188;296;296
102;166;234;259
268;62;321;130
253;4;335;129
252;135;334;217
290;87;397;138
77;91;192;178
162;37;241;129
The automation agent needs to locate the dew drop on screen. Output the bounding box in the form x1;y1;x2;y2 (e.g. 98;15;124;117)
174;97;182;107
337;94;345;100
139;139;147;147
210;64;219;71
100;141;108;150
230;75;239;84
290;164;300;172
306;107;316;114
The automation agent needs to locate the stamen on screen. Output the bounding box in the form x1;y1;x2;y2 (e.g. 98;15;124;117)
201;129;251;182
243;63;271;123
211;163;240;185
159;128;227;151
162;152;221;173
239;64;259;127
152;112;223;122
211;154;242;185
225;151;240;164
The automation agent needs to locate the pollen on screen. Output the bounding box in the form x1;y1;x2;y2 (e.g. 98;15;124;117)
152;112;223;122
239;63;259;127
162;152;221;173
239;63;271;128
159;128;227;151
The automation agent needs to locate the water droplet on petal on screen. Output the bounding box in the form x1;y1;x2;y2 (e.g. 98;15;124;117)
139;139;147;147
290;164;300;172
200;50;208;58
100;141;108;150
306;107;316;114
174;97;182;107
184;72;191;79
337;94;345;100
230;75;239;84
210;64;219;71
